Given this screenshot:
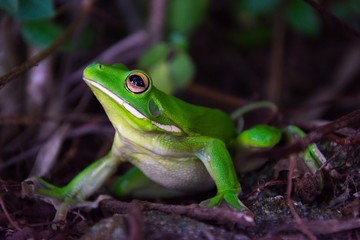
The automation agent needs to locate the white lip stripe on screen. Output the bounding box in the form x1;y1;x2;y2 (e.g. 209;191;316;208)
151;120;182;133
83;77;182;133
84;78;146;119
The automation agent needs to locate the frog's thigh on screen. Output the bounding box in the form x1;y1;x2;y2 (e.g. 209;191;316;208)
111;167;183;198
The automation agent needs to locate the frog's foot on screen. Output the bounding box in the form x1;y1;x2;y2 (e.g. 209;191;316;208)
21;177;111;227
200;191;254;222
281;126;328;191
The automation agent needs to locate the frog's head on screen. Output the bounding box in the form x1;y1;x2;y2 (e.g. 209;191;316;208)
82;62;182;134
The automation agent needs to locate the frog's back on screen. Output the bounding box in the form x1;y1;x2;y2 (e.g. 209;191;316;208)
159;92;236;142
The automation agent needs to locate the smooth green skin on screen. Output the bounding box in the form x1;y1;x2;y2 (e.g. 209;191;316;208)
25;62;323;222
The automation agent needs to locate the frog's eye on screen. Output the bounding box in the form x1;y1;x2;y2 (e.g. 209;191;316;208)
125;72;150;94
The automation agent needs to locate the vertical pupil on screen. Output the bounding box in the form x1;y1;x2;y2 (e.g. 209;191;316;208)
130;75;145;87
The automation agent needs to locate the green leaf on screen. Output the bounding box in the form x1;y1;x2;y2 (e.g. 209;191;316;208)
169;33;189;51
138;43;169;69
235;27;271;47
236;0;280;15
167;0;209;36
170;52;195;88
0;0;19;13
77;26;97;50
148;61;174;94
331;0;360;19
21;20;69;49
287;0;320;36
1;0;54;21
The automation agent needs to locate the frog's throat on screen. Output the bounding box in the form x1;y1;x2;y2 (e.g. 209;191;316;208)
83;77;182;133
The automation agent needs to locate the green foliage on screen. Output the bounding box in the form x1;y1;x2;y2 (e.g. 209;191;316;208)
169;33;189;51
331;0;360;31
167;0;209;36
331;0;360;18
21;20;70;49
235;0;321;46
0;0;54;21
170;52;194;89
77;26;97;50
138;43;168;68
0;0;67;49
235;27;272;47
139;0;210;93
147;61;174;94
0;0;18;13
139;42;195;94
236;0;279;15
286;0;319;36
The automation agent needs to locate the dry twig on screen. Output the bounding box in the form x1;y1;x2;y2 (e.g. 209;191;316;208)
0;195;21;231
0;0;94;89
286;155;317;240
101;199;254;227
303;0;360;40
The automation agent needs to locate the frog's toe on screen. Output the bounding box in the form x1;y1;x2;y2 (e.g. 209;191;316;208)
224;192;254;220
22;180;111;227
21;180;69;227
200;193;254;222
200;194;222;208
201;192;243;210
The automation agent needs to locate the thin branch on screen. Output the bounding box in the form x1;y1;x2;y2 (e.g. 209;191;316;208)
126;202;144;240
0;0;94;89
266;2;285;104
240;180;286;200
67;30;149;84
100;199;254;227
0;146;40;172
246;109;360;161
272;218;360;236
0;113;107;125
67;0;167;84
286;155;317;240
0;195;21;231
187;82;246;107
303;0;360;40
148;0;167;44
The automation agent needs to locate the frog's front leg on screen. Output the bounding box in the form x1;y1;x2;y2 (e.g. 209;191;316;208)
180;136;250;215
22;150;122;223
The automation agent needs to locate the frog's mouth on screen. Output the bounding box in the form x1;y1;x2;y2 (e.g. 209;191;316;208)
83;77;147;120
83;77;183;134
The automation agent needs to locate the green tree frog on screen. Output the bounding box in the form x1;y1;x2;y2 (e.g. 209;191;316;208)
23;62;324;223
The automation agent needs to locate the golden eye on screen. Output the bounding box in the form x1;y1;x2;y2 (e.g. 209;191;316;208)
125;72;149;94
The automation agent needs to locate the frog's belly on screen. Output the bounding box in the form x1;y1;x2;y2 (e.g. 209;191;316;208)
129;154;214;193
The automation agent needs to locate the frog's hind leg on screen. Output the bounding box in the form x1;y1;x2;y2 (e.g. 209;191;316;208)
111;167;183;198
281;125;326;192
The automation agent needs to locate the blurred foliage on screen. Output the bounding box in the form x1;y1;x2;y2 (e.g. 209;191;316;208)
237;0;280;15
0;0;54;20
167;0;209;36
138;36;195;94
331;0;360;31
235;0;320;47
138;0;209;94
21;20;71;50
235;0;360;47
0;0;359;93
286;0;319;36
0;0;69;49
